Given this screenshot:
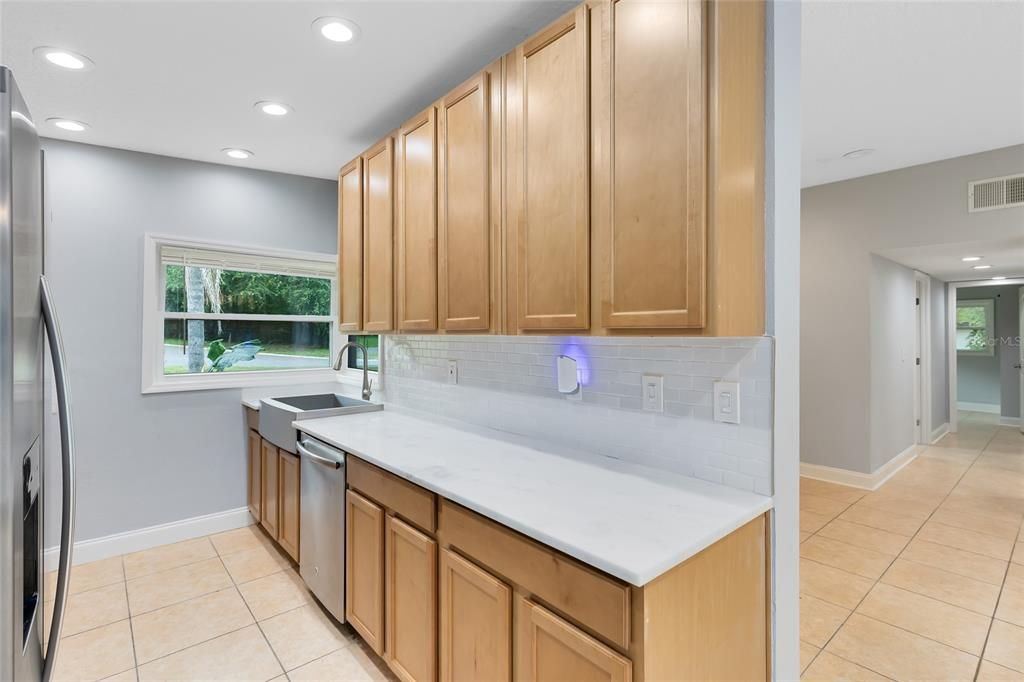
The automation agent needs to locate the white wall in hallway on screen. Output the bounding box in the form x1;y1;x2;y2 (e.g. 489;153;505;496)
802;144;1024;474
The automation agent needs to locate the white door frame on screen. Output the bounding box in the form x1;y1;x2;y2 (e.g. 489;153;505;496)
947;276;1024;433
914;272;930;444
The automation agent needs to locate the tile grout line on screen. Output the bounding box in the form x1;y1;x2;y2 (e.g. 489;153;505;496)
217;550;290;679
121;565;140;681
968;427;1016;682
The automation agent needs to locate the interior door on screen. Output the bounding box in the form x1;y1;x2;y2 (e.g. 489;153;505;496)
914;281;923;443
1019;287;1023;434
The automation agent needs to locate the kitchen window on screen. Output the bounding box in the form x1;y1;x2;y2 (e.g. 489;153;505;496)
141;235;347;392
956;299;995;356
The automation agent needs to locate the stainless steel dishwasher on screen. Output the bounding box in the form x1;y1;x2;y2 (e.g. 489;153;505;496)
296;435;346;622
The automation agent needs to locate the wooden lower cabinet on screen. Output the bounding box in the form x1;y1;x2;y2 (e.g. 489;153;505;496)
385;517;438;682
278;451;300;562
247;430;262;522
346;489;386;654
516;597;631;682
439;549;511;682
344;456;768;682
260;439;279;538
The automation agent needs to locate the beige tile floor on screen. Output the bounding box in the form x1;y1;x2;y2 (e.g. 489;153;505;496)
800;411;1024;681
42;524;397;682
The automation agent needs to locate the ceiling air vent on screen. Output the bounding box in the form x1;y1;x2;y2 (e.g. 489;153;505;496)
968;173;1024;213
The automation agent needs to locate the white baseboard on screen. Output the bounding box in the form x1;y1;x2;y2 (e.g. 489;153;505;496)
800;444;922;491
957;401;1001;414
44;506;253;572
1001;416;1021;427
930;422;950;443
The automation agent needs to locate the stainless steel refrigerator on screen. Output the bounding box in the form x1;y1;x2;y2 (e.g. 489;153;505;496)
1;66;76;682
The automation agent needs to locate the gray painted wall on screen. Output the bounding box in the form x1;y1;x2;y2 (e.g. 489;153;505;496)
41;139;337;543
956;284;1022;418
802;145;1024;473
869;255;915;472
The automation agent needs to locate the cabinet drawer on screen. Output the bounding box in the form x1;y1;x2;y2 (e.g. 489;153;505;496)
348;456;436;534
439;500;629;650
244;407;259;431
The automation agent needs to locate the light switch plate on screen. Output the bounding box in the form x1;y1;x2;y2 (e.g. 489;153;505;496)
713;381;740;424
642;375;664;412
447;360;458;385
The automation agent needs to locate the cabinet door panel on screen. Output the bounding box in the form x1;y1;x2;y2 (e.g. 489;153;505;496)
346;489;385;654
439;549;511;682
385;516;437;682
362;138;395;332
599;0;705;329
247;430;262;522
278;451;300;562
515;597;631;682
397;109;438;332
439;72;494;332
339;158;363;332
510;7;590;331
260;440;279;538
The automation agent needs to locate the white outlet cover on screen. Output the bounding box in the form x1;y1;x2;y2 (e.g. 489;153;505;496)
447;360;458;385
642;374;664;412
713;381;740;424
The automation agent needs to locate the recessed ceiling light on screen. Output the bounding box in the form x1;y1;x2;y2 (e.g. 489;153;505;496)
222;148;254;160
973;264;992;270
312;17;360;43
254;101;291;117
842;148;875;160
33;46;94;71
46;118;88;132
992;276;1006;280
961;256;982;262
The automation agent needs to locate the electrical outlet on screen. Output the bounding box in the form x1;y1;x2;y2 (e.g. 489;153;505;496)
642;375;664;412
447;360;458;385
713;381;740;424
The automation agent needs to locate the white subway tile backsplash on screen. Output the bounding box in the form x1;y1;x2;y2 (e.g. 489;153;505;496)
382;334;773;495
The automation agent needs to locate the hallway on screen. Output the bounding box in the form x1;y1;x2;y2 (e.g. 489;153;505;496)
799;412;1024;680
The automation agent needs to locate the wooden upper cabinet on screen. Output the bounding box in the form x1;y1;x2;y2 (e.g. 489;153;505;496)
397;108;438;332
362;137;395;332
439;548;511;682
346;489;386;654
515;597;631;682
385;516;438;682
507;6;590;332
338;158;363;332
592;0;706;331
438;67;501;332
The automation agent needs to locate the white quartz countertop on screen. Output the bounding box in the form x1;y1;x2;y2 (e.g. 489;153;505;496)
294;409;771;586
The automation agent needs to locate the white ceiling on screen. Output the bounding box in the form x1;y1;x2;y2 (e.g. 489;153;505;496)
879;235;1024;282
4;1;1022;184
802;1;1024;188
1;0;574;179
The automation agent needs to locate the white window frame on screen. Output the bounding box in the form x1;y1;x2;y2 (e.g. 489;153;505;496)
955;298;995;357
141;234;346;393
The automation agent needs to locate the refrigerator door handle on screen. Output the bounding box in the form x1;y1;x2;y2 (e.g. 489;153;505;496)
39;275;76;682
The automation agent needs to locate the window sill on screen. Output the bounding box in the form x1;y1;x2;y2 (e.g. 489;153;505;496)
141;368;345;394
